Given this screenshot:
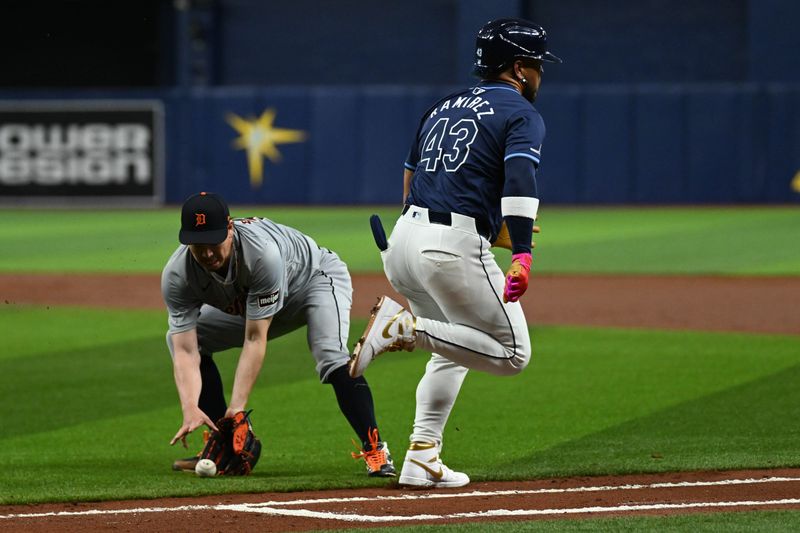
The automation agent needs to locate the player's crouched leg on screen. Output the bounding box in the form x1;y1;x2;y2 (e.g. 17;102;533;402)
494;302;532;376
325;364;397;477
413;314;531;376
495;335;531;376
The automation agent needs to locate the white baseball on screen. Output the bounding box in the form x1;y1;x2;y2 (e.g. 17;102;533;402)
195;458;217;477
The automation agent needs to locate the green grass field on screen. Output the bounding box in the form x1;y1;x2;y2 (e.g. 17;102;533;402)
324;511;800;532
1;206;799;530
1;206;798;274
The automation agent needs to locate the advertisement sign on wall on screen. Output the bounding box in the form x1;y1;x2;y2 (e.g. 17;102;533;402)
0;101;163;200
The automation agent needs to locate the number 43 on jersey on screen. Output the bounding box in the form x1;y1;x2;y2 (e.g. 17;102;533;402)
419;118;479;172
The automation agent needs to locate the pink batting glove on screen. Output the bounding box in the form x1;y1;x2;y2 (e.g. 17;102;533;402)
503;253;532;303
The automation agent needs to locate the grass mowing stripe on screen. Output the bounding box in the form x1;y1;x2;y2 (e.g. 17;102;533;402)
2;307;799;503
2;306;165;360
451;326;800;479
319;509;800;532
0;207;797;274
529;208;800;275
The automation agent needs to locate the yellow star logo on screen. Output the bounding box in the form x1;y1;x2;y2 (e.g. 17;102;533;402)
792;170;800;194
226;109;308;188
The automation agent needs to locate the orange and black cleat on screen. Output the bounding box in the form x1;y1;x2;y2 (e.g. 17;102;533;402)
351;427;396;477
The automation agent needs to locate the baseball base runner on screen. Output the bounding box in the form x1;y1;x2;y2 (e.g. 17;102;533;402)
350;18;561;488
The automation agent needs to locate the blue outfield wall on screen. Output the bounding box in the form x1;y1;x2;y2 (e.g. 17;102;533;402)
536;84;800;204
161;86;447;205
3;84;799;205
162;84;799;205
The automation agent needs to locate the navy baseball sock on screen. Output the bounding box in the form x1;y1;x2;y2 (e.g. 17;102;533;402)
198;354;227;424
327;365;381;450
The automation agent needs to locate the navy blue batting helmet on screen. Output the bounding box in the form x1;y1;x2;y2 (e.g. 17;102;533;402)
472;18;562;77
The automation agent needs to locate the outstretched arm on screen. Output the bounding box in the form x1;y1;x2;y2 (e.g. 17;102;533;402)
169;329;219;447
226;317;272;416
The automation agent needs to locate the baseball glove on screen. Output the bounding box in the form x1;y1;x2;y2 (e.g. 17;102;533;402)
199;410;262;476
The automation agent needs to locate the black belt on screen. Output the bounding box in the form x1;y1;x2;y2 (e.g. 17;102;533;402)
402;205;492;240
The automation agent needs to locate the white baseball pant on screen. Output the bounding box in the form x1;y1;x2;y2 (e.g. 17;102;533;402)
381;205;531;444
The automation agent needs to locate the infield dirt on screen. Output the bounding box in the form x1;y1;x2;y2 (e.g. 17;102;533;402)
3;469;800;531
1;272;797;335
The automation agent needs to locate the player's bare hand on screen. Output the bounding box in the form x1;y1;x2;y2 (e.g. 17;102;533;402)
170;406;218;447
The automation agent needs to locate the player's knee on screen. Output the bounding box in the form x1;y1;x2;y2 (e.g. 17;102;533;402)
499;343;531;376
317;356;351;383
514;350;531;373
489;360;523;377
325;363;362;386
502;358;527;376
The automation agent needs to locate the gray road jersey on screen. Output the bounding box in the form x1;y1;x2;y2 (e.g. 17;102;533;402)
161;217;323;334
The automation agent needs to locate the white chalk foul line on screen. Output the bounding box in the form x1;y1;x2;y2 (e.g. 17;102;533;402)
248;476;800;507
0;505;214;520
232;499;800;522
2;475;800;521
6;498;800;523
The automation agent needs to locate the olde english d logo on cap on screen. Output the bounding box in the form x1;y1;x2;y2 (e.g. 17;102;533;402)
195;213;207;226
